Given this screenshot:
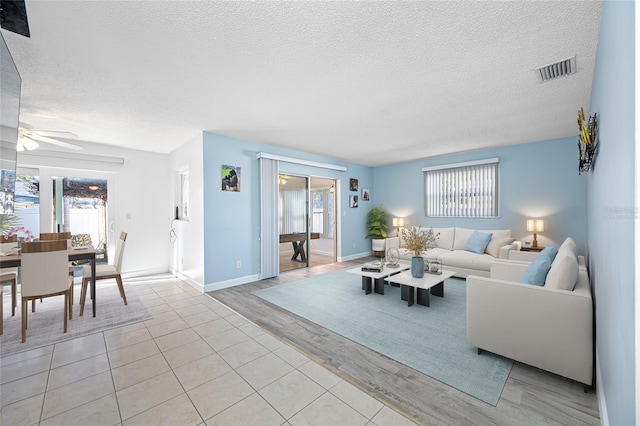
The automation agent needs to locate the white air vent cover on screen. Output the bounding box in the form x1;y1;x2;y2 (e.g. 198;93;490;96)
536;56;576;82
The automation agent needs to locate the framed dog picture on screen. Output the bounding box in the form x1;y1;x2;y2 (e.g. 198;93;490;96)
350;178;358;192
361;188;370;201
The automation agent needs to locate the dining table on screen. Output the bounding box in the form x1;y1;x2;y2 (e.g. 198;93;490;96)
0;245;98;317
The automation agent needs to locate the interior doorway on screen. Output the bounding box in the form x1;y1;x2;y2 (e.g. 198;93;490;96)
278;175;336;272
52;175;109;264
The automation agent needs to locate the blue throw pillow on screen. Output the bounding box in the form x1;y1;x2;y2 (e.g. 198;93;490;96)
537;245;558;264
464;231;493;254
521;250;556;286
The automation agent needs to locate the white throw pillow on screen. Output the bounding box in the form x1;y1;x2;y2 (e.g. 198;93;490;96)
484;237;516;258
545;253;579;290
555;237;577;262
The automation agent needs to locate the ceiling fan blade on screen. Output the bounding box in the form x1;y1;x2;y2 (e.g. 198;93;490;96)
0;0;30;38
28;134;82;151
34;130;79;139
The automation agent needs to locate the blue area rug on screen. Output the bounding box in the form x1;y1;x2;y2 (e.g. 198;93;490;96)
252;268;512;406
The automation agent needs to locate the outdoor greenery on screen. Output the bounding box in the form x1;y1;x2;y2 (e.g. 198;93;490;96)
0;214;20;236
365;204;389;240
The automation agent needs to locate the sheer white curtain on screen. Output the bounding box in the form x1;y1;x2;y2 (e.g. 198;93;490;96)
260;157;279;279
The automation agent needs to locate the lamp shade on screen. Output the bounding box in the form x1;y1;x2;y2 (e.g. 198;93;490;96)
393;217;405;228
526;219;544;232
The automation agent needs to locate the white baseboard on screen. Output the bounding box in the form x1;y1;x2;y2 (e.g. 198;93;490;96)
169;269;204;292
338;252;371;262
311;249;334;256
596;346;609;426
121;267;169;279
203;273;261;293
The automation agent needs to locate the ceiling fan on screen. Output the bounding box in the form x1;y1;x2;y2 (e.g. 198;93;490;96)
18;126;83;151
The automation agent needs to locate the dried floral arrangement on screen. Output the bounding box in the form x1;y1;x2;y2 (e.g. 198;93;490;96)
401;226;439;257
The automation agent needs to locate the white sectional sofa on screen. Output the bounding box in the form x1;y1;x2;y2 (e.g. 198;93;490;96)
385;227;519;278
466;239;593;386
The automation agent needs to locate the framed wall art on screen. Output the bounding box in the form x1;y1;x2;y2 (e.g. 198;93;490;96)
221;165;241;192
350;178;358;191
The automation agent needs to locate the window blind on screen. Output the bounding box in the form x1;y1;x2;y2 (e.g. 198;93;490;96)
424;159;499;217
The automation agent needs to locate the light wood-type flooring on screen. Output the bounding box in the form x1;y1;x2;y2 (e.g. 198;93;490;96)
210;259;601;426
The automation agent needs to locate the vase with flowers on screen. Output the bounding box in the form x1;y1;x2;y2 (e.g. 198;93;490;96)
401;226;439;278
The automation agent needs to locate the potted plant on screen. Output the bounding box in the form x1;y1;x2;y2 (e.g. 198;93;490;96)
401;226;438;277
366;204;389;254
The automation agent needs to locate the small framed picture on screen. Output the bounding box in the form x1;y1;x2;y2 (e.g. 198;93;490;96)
349;178;358;192
350;195;358;208
221;165;241;192
523;241;532;248
361;188;370;201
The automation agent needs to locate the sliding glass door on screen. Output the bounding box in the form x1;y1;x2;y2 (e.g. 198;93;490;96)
278;175;309;272
52;175;108;262
309;177;336;267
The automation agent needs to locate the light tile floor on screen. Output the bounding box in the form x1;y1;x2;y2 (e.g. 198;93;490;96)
1;276;419;425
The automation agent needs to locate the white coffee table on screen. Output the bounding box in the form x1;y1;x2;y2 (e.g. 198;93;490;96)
385;270;456;307
347;261;410;295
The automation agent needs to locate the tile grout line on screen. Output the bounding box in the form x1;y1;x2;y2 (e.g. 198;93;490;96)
104;330;124;425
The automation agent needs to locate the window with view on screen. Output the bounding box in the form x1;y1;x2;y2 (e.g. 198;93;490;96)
423;158;499;217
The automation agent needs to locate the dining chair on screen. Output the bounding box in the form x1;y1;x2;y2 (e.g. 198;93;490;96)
20;239;74;343
79;232;128;316
1;235;19;319
39;231;75;304
39;231;72;241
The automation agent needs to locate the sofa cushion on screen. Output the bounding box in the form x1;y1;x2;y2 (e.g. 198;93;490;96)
423;247;451;261
464;231;493;254
433;227;455;250
545;252;579;291
485;237;516;258
453;228;474;250
398;247;449;261
438;250;495;271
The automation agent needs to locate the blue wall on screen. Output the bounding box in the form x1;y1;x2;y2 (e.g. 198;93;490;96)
587;1;635;424
202;132;373;284
374;137;587;252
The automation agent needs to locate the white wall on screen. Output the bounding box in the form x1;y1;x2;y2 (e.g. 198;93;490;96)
168;134;205;289
18;142;171;276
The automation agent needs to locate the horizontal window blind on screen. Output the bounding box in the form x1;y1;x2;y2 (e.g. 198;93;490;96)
424;159;498;217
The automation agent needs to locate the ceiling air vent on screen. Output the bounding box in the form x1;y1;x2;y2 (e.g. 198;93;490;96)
536;56;576;82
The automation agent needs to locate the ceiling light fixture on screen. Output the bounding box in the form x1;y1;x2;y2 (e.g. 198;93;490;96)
17;135;38;151
88;185;99;191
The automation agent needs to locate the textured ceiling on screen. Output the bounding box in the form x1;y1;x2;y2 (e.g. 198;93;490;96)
2;1;602;167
